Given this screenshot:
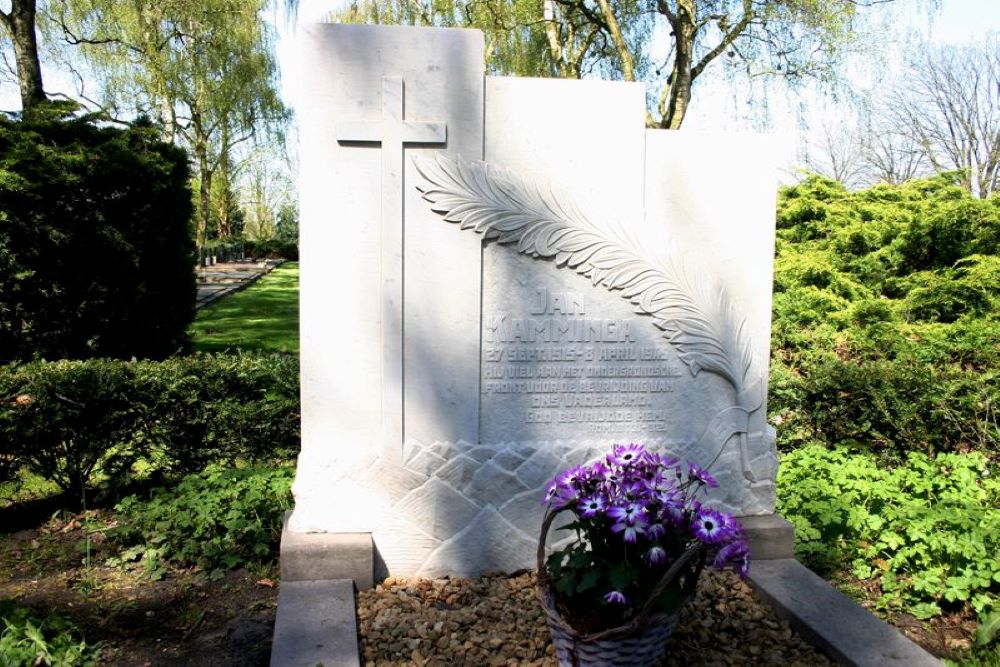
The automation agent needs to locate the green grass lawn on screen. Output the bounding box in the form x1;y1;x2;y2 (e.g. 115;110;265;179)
189;262;299;354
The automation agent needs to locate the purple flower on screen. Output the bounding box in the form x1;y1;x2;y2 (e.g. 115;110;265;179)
557;466;588;489
588;461;610;480
608;502;647;526
543;478;576;509
604;590;628;605
714;540;750;579
645;522;666;539
660;496;687;525
646;545;667;565
610;443;645;467
692;508;729;544
611;521;646;543
687;463;719;488
578;494;606;518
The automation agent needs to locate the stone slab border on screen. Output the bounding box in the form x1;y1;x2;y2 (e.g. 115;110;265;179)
748;559;942;666
270;579;360;667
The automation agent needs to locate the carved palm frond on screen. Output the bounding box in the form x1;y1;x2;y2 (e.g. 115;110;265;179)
414;153;754;395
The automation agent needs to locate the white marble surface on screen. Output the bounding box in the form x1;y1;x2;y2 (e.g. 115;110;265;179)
292;24;484;533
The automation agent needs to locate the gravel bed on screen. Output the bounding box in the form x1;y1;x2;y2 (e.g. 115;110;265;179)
357;569;832;666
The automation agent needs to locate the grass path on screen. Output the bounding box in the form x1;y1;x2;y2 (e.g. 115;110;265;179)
189;262;299;354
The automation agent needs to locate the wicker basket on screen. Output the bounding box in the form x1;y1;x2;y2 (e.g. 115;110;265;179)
536;508;705;667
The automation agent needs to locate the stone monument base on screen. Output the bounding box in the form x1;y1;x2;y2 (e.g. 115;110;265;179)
278;510;795;590
279;512;375;590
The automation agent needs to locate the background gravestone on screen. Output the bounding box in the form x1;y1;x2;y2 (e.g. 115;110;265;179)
288;23;782;579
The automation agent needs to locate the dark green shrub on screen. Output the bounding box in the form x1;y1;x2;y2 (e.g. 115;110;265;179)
243;238;298;261
0;114;194;362
134;354;300;474
0;360;144;499
901;270;994;323
0;355;300;499
111;465;294;575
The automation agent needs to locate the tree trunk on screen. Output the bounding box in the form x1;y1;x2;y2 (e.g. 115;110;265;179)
195;143;215;242
594;0;635;81
0;0;47;112
661;27;694;128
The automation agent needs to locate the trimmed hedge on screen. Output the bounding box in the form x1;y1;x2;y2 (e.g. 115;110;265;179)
0;354;299;498
0;114;195;362
243;238;298;261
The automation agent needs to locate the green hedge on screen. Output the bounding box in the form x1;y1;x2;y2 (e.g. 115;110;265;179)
0;354;299;498
243;238;298;261
0;114;195;362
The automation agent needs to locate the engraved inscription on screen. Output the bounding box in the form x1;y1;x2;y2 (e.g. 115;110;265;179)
482;286;683;434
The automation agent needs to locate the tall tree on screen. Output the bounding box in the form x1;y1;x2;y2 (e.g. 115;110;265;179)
338;0;876;128
887;36;999;198
61;0;289;240
0;0;46;110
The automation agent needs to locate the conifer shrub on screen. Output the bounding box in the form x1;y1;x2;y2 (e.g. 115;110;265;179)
771;173;1000;456
0;113;194;362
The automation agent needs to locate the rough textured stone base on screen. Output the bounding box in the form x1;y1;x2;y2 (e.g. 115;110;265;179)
270;579;360;667
749;559;942;666
739;513;795;560
279;512;374;589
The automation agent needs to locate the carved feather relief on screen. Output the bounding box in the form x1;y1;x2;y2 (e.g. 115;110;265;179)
414;153;758;405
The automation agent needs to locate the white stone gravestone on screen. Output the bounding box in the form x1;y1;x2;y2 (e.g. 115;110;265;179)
287;23;787;581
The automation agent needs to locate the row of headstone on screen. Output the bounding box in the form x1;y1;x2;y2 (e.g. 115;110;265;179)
288;23;781;578
196;243;245;267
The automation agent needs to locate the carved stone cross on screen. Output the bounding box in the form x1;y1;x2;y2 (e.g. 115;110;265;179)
335;76;447;462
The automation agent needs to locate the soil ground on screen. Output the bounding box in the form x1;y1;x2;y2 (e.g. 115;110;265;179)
0;510;278;666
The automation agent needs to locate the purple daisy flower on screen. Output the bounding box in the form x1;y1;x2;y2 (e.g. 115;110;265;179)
578;494;606;518
660;496;687;525
608;502;647;526
611;520;646;543
687;463;719;488
692;508;728;544
543;478;576;509
604;590;628;605
646;522;666;540
646;545;668;565
557;465;588;490
588;461;610;480
714;540;751;579
610;443;645;467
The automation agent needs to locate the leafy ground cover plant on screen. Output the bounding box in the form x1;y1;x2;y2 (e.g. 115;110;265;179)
110;466;293;577
0;599;98;666
542;444;749;632
778;444;1000;623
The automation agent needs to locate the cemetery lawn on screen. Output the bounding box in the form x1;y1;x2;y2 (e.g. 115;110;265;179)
189;262;299;354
